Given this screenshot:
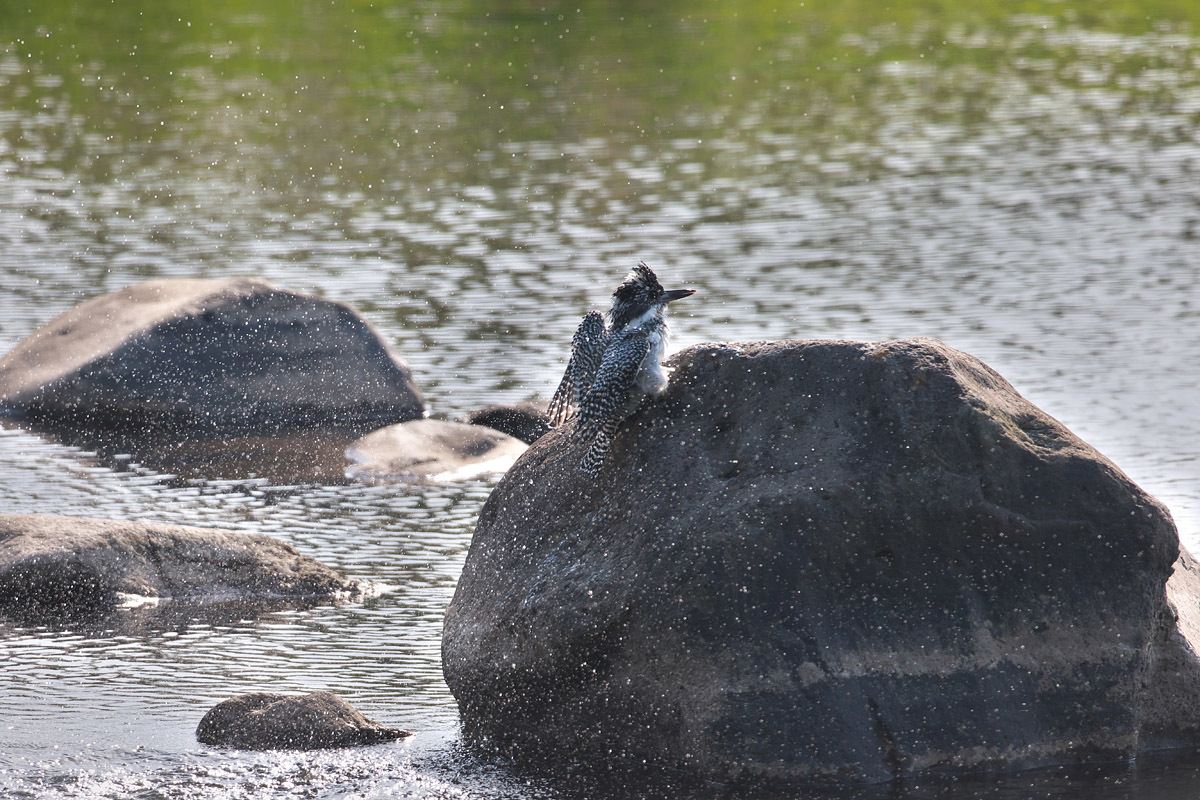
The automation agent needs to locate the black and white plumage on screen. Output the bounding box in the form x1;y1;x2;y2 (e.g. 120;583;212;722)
547;310;608;428
548;263;696;474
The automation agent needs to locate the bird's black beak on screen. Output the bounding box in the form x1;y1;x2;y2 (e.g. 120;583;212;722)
661;288;697;303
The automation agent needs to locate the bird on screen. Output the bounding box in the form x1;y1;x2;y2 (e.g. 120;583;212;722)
548;263;696;474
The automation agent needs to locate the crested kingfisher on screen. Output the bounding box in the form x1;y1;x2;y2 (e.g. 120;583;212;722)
548;263;696;474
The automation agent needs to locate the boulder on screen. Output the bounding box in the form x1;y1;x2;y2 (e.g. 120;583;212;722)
0;277;424;439
442;338;1192;785
346;419;527;482
0;514;366;619
196;691;411;750
464;402;551;444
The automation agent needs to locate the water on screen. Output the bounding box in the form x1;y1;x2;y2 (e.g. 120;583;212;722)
2;1;1199;797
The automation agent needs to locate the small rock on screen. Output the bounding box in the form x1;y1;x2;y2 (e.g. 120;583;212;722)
464;402;551;444
346;419;527;481
197;691;411;750
0;514;365;621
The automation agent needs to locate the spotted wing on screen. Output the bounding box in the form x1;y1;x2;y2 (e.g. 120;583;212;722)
576;327;650;444
547;311;608;427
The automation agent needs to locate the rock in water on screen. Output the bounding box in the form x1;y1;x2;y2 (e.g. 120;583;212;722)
346;419;528;481
0;277;424;439
0;514;365;620
442;338;1194;785
197;691;411;750
464;402;551;444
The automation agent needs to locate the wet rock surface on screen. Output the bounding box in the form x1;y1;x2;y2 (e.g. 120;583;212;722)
464;402;551;444
443;338;1192;785
196;691;411;750
0;277;425;440
346;419;528;481
0;514;365;620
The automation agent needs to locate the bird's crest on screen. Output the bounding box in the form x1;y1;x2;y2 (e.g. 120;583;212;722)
608;262;664;330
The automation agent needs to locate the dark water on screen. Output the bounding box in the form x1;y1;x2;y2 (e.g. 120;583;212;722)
2;1;1199;797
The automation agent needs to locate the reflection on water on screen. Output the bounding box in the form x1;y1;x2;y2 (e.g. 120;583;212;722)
2;1;1200;797
23;427;365;483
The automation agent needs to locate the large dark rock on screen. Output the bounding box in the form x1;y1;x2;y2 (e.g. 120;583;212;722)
442;338;1196;785
0;277;424;439
0;514;366;620
346;419;527;481
197;691;411;750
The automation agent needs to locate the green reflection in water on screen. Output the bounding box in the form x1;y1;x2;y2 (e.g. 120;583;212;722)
3;0;1198;191
2;0;1199;306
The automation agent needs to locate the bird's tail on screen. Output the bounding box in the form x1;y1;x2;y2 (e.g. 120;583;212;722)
579;416;621;476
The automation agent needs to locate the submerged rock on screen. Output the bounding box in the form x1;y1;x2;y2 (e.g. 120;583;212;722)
0;514;365;620
442;338;1192;785
0;277;425;440
464;402;551;444
346;419;527;481
197;691;411;750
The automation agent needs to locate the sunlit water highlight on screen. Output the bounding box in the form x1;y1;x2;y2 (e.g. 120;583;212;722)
1;3;1199;798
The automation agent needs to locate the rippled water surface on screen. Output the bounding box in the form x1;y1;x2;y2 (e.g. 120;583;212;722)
2;1;1200;798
